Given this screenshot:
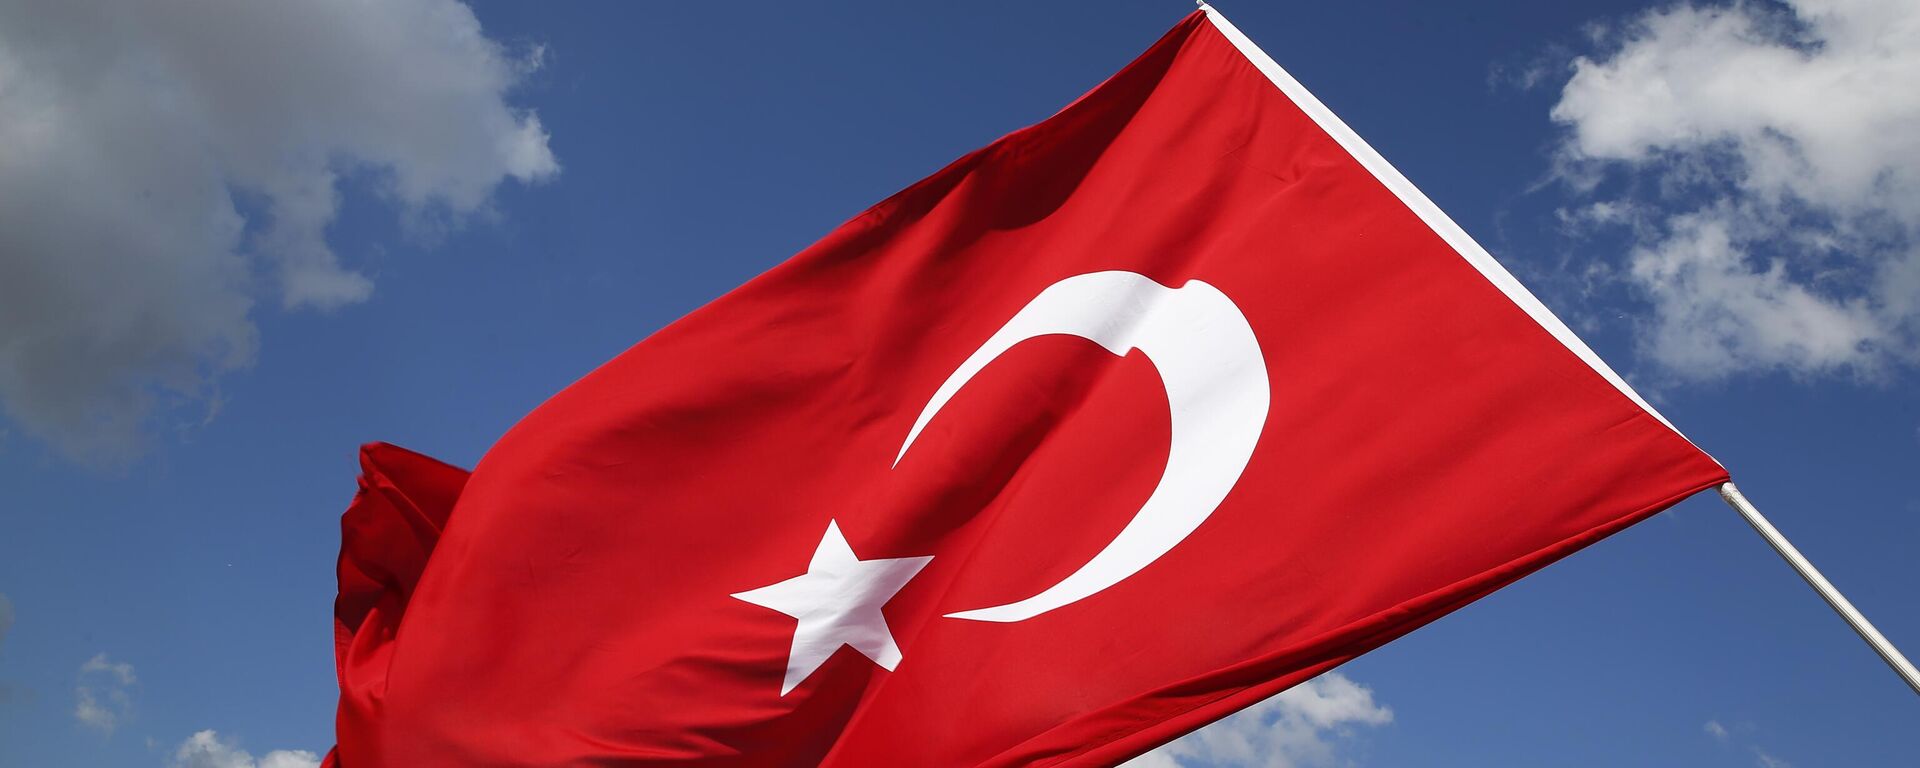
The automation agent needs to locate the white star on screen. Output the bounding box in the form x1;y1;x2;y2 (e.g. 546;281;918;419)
731;520;933;695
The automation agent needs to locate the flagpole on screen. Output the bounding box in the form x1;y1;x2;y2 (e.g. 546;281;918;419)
1718;483;1920;696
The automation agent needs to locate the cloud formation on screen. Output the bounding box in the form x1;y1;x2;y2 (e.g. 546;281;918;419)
1550;0;1920;381
75;652;136;735
1754;749;1794;768
1706;718;1795;768
1124;672;1393;768
0;0;556;462
170;730;321;768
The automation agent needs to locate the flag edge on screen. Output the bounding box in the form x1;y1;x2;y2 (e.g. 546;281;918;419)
1198;5;1712;462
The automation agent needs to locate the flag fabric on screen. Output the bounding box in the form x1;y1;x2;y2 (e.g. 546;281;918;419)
325;8;1728;767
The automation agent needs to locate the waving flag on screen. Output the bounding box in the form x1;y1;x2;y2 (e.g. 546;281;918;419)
326;8;1727;766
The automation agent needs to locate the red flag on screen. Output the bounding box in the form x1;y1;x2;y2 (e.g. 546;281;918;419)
327;9;1726;766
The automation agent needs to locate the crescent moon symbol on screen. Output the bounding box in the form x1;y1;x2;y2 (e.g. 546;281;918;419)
895;271;1269;623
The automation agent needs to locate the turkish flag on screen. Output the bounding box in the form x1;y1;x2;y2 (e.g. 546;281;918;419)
326;8;1726;767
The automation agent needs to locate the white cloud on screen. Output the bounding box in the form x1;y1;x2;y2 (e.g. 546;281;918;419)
80;652;136;685
0;0;556;463
1550;0;1920;381
1706;716;1794;768
1754;748;1794;768
1124;672;1393;768
75;652;136;735
169;730;321;768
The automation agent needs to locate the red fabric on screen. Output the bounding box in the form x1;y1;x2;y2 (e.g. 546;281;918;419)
328;12;1726;766
325;443;469;768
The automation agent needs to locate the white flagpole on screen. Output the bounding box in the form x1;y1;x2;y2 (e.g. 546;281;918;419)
1719;483;1920;696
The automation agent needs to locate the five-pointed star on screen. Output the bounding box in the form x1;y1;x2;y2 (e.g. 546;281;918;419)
731;520;933;695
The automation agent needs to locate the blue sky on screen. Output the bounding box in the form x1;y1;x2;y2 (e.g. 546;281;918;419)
1;1;1916;766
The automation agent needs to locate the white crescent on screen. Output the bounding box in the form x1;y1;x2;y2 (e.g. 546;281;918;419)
895;271;1270;623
